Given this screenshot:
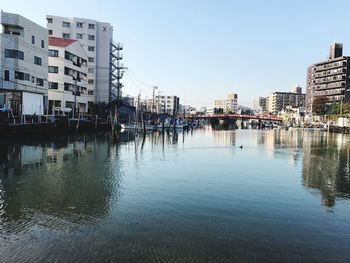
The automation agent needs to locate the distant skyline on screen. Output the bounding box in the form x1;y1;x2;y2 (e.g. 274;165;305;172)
2;0;350;108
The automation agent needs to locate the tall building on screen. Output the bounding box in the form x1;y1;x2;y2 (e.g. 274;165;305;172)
306;43;350;114
267;85;305;114
0;11;48;115
214;93;238;113
46;15;114;106
48;37;89;114
252;96;267;112
155;95;180;115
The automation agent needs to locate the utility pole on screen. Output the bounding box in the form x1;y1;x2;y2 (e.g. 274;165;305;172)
73;79;77;119
152;86;158;113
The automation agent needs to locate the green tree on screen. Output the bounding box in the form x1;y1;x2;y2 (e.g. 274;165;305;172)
330;102;341;114
312;96;329;115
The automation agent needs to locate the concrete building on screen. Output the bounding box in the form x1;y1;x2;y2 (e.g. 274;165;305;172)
214;93;238;113
48;37;89;114
306;43;350;113
155;95;180;115
267;85;305;114
252;96;267;112
46;15;113;105
0;11;48;115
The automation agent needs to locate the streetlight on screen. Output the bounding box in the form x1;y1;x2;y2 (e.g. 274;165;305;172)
152;86;158;113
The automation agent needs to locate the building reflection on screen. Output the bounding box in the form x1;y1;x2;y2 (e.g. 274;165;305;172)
0;134;125;230
302;133;350;207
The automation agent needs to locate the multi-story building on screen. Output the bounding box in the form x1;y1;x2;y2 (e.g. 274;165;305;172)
48;37;89;114
214;92;238;113
155;95;180;115
306;43;350;113
0;11;48;115
252;96;267;112
46;15;113;108
267;85;305;114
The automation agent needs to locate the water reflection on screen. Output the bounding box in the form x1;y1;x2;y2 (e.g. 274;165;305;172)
0;134;127;234
302;133;350;207
0;129;349;262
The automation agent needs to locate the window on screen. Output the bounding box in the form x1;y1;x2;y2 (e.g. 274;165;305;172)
36;78;44;86
34;56;42;65
64;83;70;91
76;22;83;28
49;82;58;89
88;46;95;51
41;40;45;48
47;18;53;23
62;21;70;28
76;33;83;39
15;71;30;81
88;68;94;73
32;35;35;44
48;66;58;73
48;29;53;35
62;33;70;39
48;49;59;57
88;90;94;95
4;70;9;81
88;24;95;29
15;71;24;80
24;73;30;81
5;49;24;60
88;79;94;84
88;57;94;62
88;35;95;40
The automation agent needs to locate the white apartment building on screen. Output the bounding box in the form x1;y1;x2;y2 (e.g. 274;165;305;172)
252;96;267;112
0;11;48;115
214;92;238;113
48;37;89;114
155;95;180;115
46;15;113;105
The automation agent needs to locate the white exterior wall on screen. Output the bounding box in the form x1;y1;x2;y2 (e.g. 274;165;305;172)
22;92;44;114
48;40;89;112
46;15;113;103
0;11;48;113
155;95;179;114
96;22;113;102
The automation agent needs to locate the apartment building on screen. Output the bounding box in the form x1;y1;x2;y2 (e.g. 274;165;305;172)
48;37;89;114
155;95;180;115
46;15;113;105
306;43;350;113
214;92;238;113
267;85;305;114
252;96;267;112
0;11;48;115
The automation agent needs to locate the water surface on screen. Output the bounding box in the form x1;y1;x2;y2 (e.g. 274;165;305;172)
0;129;349;262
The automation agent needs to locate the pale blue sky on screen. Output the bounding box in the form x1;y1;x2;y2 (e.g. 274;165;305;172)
2;0;350;107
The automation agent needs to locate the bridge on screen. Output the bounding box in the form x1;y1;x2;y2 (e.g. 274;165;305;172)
186;114;282;122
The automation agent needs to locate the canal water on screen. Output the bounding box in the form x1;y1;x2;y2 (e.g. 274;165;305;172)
0;128;349;262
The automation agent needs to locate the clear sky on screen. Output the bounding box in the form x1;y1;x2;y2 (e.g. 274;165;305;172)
2;0;350;108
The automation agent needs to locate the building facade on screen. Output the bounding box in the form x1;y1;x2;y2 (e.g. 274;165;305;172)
306;43;350;114
214;93;238;113
46;15;113;105
48;37;89;114
0;11;48;115
155;95;180;115
267;86;305;114
252;96;267;112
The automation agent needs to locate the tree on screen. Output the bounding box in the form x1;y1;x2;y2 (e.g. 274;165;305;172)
312;96;329;115
330;102;341;115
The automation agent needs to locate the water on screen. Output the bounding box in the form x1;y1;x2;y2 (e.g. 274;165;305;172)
0;128;349;262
